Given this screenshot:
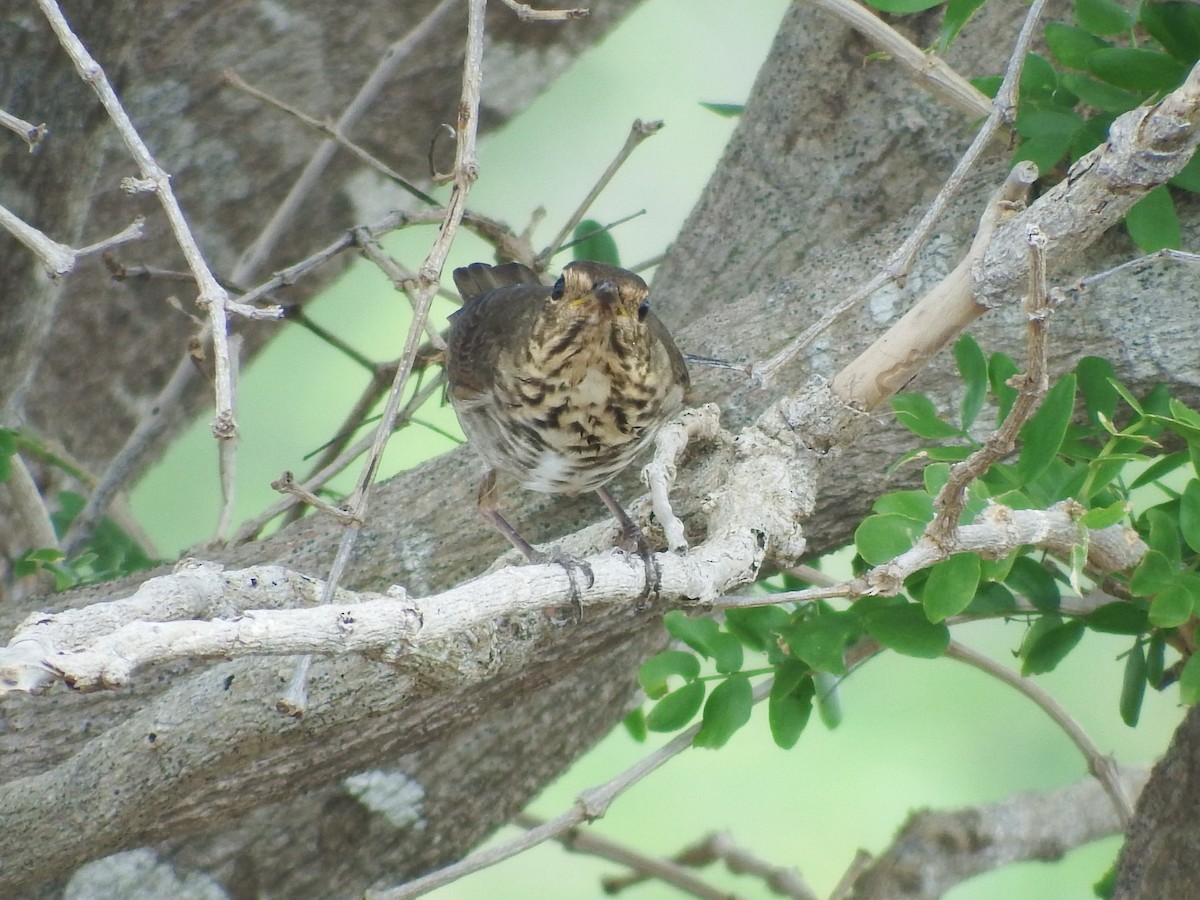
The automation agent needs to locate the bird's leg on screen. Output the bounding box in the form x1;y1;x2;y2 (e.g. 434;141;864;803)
478;470;593;616
595;485;660;601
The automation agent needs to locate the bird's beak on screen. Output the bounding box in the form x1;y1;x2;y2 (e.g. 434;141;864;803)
593;280;621;309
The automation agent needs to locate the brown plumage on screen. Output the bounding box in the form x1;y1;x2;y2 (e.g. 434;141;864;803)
446;260;690;589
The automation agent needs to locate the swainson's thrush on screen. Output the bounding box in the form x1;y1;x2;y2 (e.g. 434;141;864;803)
446;260;690;593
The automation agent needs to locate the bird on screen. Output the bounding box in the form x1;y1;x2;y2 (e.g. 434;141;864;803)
445;259;690;597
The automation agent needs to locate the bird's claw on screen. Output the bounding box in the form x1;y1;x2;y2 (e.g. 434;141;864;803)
530;546;594;621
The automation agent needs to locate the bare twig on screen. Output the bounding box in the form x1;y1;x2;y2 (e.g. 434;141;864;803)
222;69;438;208
0;202;143;277
599;829;817;900
944;641;1135;825
752;0;1048;387
538;119;663;266
810;0;991;121
234;0;459;279
270;472;361;526
278;0;486;716
232;374;443;542
514;814;736;900
0;107;48;150
498;0;589;21
4;454;60;553
37;0;241;538
372;680;774;900
926;223;1051;546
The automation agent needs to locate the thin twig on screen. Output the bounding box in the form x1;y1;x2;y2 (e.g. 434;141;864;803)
232;374;443;542
5;454;60;553
222;69;438;208
926;223;1051;546
37;0;241;535
810;0;991;121
498;0;589;21
0;202;143;277
599;829;817;900
372;680;775;900
278;0;486;716
537;119;663;266
0;107;48;150
944;641;1135;826
270;473;360;526
514;814;735;900
752;0;1049;386
234;0;459;280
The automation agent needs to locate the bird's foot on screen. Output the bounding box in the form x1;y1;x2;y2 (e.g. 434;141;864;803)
529;545;594;621
616;526;661;608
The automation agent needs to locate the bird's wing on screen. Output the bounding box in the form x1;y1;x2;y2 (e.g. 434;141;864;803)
447;265;549;398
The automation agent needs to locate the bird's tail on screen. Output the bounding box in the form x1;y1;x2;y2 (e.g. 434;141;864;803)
452;262;543;302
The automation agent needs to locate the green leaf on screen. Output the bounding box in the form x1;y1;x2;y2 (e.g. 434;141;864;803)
638;649;701;699
862;603;950;658
571;218;621;266
646;680;705;732
1020;53;1062;104
864;0;943;11
1084;601;1149;635
854;513;922;565
1015;106;1085;142
814;671;843;730
1088;48;1189;94
923;552;982;623
939;0;987;48
1129;451;1189;489
1179;653;1200;704
1017;375;1077;485
1172;149;1200;193
1076;357;1119;426
1075;0;1134;35
872;490;934;523
1149;581;1196;628
989;352;1021;424
1059;72;1141;113
1139;1;1200;64
954;334;988;430
0;428;16;483
1145;634;1166;691
694;674;753;749
1022;618;1086;675
964;580;1018;615
1181;480;1200;553
724;606;789;652
769;667;814;749
923;463;951;496
1125;186;1180;253
1120;641;1147;727
664;611;719;654
892;392;962;439
699;102;744;118
785;613;858;675
1015;131;1075;175
1005;556;1062;611
1045;22;1110;69
1130;550;1175;597
1146;507;1183;567
1081;500;1127;530
623;707;648;742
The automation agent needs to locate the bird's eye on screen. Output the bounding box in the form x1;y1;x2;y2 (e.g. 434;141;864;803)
637;299;650;321
551;277;565;300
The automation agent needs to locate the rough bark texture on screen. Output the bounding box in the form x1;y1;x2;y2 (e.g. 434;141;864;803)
1113;703;1200;899
4;0;1200;896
